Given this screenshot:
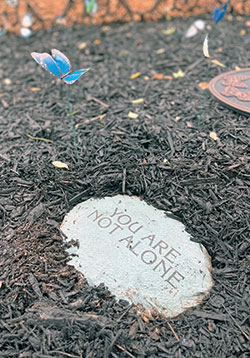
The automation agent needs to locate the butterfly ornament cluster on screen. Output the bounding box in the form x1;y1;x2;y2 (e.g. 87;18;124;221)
31;49;89;84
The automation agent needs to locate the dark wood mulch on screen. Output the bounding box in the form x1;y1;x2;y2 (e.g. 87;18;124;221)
0;15;249;358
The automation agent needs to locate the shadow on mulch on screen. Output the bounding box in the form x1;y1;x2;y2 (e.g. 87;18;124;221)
0;15;249;358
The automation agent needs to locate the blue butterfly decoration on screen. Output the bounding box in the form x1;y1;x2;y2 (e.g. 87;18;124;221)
31;49;89;84
212;1;230;23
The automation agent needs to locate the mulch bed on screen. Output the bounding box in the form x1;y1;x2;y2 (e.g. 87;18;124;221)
0;14;249;357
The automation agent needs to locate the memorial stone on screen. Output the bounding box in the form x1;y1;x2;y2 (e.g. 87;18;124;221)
61;195;213;318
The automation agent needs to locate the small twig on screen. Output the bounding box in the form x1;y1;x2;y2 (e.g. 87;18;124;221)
105;331;122;358
26;134;53;143
67;109;80;117
75;114;106;128
87;95;109;107
50;351;81;358
166;321;180;341
117;303;133;323
115;344;136;358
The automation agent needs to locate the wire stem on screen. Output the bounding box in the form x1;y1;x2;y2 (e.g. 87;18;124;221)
66;86;80;169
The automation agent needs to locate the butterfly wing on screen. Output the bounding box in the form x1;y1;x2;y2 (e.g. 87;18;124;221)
31;52;46;69
217;10;225;23
51;49;71;76
63;69;89;84
223;1;230;11
212;7;221;22
31;52;61;77
212;1;229;23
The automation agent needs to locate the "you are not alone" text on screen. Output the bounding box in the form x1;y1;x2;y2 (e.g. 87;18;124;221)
87;207;185;290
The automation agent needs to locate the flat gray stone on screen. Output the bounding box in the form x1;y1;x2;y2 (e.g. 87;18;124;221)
61;195;213;318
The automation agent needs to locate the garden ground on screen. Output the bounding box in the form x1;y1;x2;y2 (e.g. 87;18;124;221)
0;15;249;357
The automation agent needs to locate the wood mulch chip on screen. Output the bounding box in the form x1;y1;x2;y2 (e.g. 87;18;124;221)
0;15;249;358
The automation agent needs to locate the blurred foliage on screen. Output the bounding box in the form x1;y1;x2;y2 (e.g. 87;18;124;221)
0;0;249;34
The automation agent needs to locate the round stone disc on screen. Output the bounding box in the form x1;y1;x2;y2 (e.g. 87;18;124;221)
209;68;250;114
